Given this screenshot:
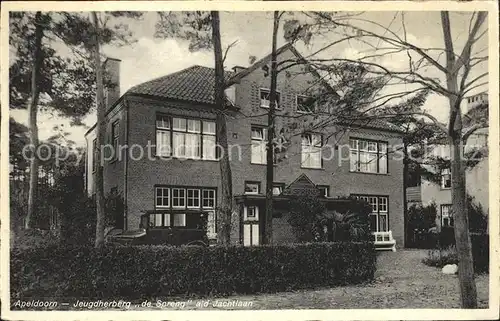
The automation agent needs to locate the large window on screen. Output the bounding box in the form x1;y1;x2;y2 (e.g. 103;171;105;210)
441;204;453;227
156;115;216;160
251;126;268;164
441;168;451;189
301;133;322;168
354;195;389;232
260;88;281;109
349;138;388;174
152;186;216;228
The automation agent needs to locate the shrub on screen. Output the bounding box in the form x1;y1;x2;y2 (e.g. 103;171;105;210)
11;242;376;301
422;234;489;273
422;246;458;268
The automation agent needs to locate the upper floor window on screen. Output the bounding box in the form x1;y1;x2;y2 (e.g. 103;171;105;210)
349;138;388;174
297;95;316;113
251;126;267;164
441;168;451;189
301;133;322;169
441;204;453;227
156;115;216;160
245;181;261;194
260;88;281;109
111;120;120;159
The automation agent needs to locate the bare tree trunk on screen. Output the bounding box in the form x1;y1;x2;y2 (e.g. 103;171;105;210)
450;114;477;308
441;11;477;308
211;11;233;246
263;11;280;245
25;11;44;230
402;141;409;247
91;12;106;248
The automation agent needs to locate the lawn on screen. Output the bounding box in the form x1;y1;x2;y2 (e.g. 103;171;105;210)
137;249;489;310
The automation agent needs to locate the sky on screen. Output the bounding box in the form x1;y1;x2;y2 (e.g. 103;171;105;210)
10;11;489;146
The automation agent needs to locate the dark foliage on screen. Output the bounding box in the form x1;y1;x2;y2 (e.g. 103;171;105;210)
11;242;376;301
423;233;489;273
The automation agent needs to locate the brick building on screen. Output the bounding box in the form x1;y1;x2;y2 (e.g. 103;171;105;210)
85;44;405;246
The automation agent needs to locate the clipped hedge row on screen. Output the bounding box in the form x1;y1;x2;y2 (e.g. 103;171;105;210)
11;242;376;300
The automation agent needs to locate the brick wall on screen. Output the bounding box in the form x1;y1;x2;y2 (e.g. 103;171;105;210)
90;47;405;247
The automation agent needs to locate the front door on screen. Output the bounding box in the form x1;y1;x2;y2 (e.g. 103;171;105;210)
243;205;259;246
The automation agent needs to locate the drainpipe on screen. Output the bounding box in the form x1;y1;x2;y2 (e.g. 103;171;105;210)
123;97;129;230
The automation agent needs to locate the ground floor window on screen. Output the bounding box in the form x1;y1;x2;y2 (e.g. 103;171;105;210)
353;195;389;232
441;204;453;227
151;186;216;229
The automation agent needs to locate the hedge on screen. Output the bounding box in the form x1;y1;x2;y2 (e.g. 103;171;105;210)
11;242;376;300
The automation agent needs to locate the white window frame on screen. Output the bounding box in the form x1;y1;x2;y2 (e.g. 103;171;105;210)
251;126;268;164
172;213;187;227
441;168;452;189
441;204;453;227
156;115;216;160
244;182;261;195
272;183;284;196
317;185;330;197
349;138;388;174
354;195;389;232
301;133;323;169
244;205;259;221
155;187;170;208
186;188;201;209
202;189;216;209
111;120;120;157
259;88;281;109
172;188;186;209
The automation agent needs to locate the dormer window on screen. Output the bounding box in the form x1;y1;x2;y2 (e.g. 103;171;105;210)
260;88;280;109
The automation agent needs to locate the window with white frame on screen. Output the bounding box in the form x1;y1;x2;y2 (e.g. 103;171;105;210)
155;187;170;208
202;189;216;208
260;88;280;109
301;133;322;168
349;138;388;174
354;195;389;232
172;188;186;208
187;188;201;208
297;95;316;113
441;204;453;227
155;115;216;160
317;185;330;197
245;181;261;194
244;205;259;221
441;168;451;189
251;126;268;164
152;186;216;228
272;183;284;195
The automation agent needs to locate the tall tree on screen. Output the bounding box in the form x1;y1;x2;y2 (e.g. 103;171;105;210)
9;12;96;229
211;11;233;245
25;12;43;229
263;11;280;245
155;11;235;245
287;11;488;307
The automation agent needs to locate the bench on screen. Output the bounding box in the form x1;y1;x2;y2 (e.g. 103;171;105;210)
373;231;396;252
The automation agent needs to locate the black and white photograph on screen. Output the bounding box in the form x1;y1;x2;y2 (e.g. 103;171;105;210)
1;1;498;320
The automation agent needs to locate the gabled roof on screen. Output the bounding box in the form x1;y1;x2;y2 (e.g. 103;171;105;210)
227;43;337;96
127;65;235;105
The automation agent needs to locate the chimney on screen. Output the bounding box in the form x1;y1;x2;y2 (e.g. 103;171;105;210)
232;65;246;73
103;57;121;110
